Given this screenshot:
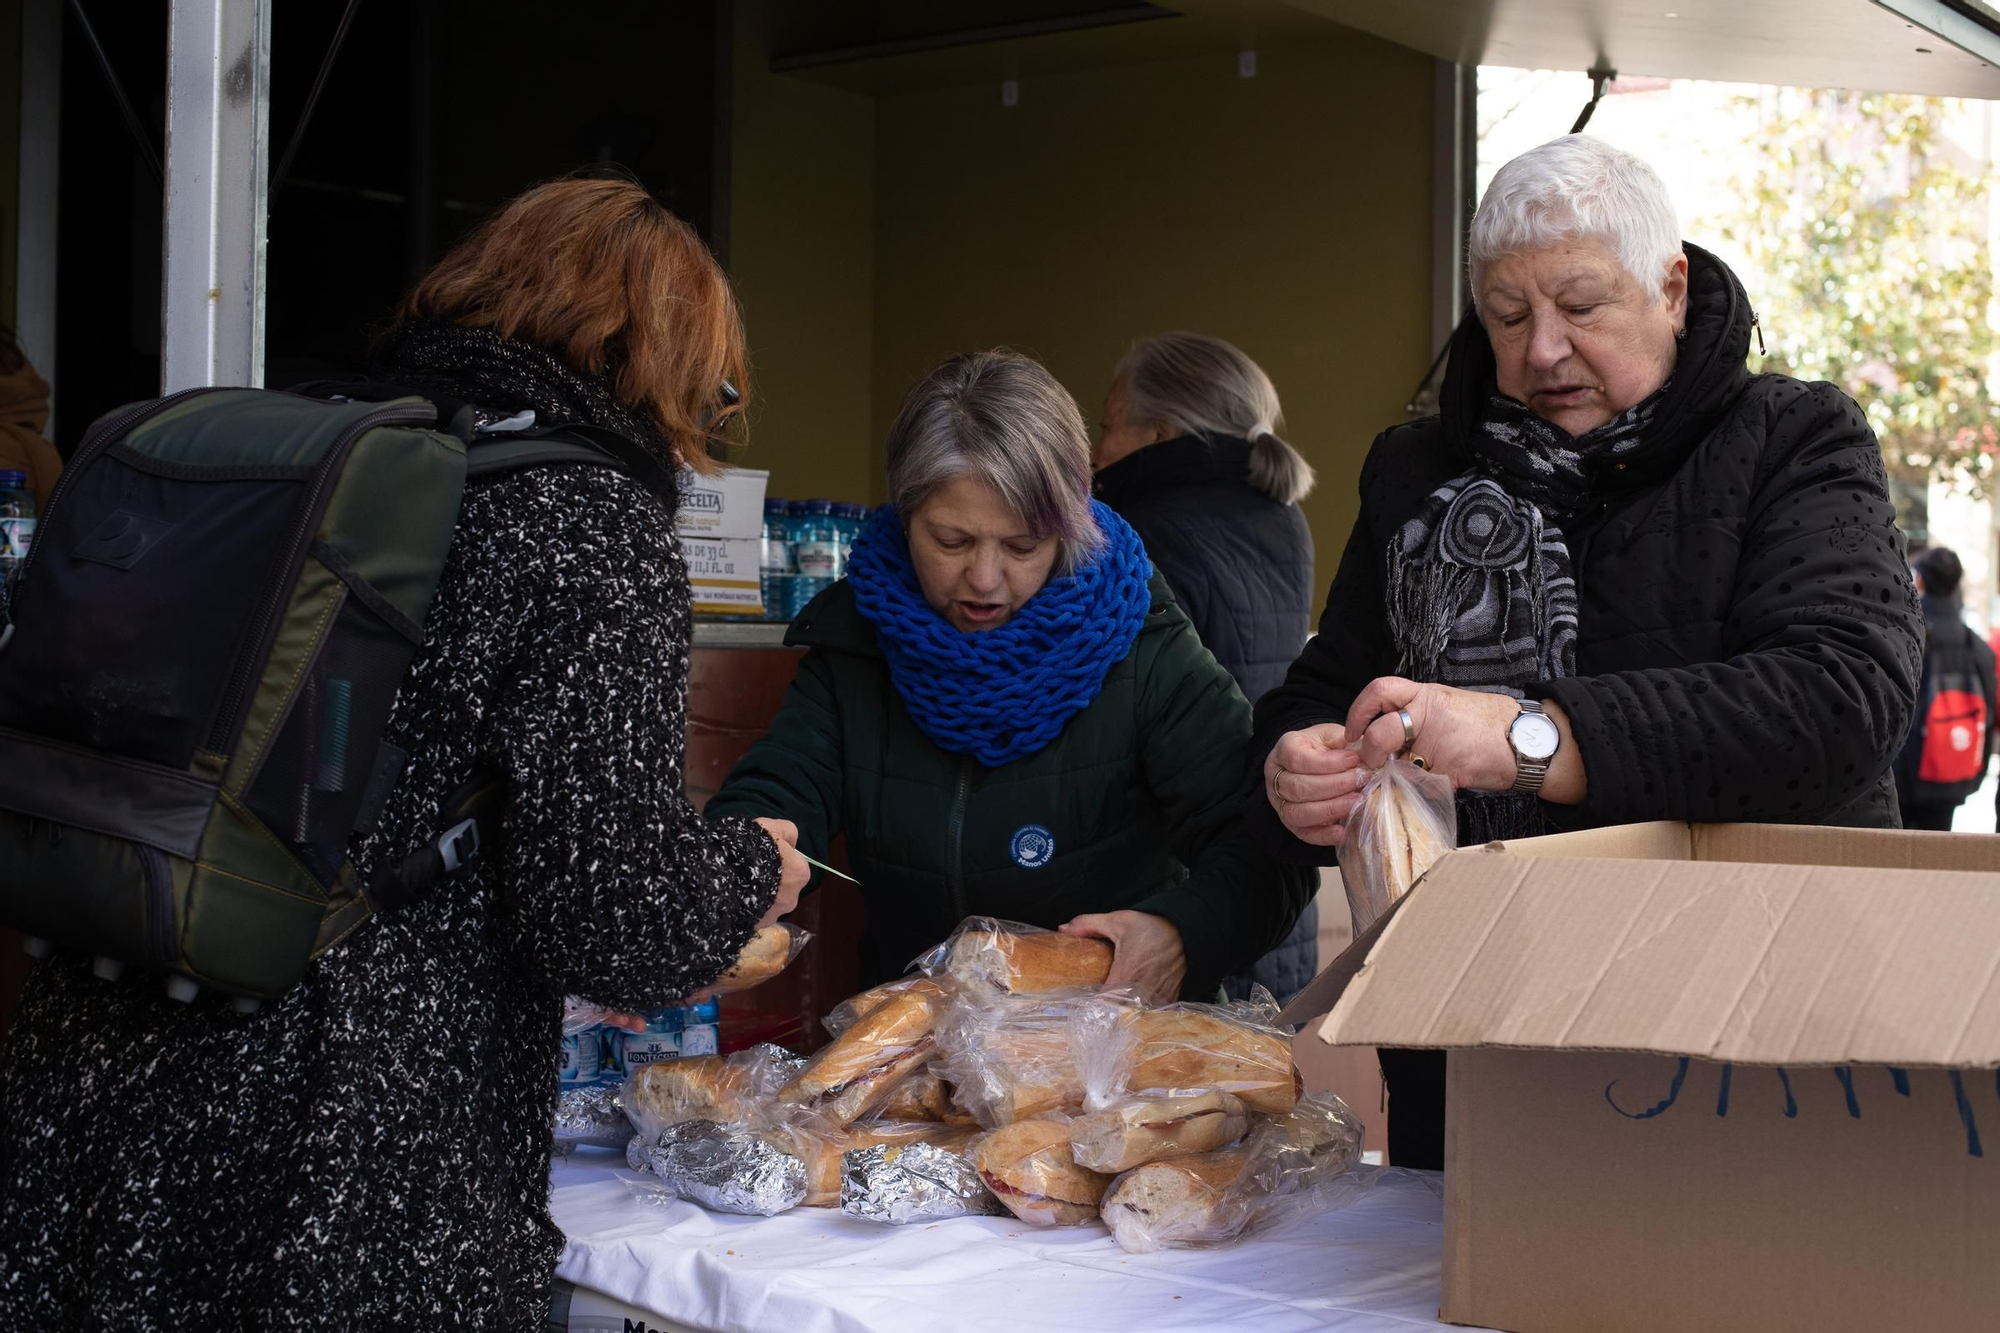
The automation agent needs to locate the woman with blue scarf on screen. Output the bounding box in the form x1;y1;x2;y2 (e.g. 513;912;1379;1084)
707;351;1313;1001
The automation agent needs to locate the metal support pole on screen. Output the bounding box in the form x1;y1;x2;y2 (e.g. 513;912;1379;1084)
17;0;61;434
162;0;270;391
1430;58;1476;354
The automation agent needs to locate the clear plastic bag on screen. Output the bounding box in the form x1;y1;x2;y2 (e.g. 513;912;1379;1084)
911;916;1114;995
1073;987;1301;1116
1068;1090;1251;1174
776;982;940;1127
967;1115;1111;1227
823;976;946;1039
1099;1091;1370;1252
562;996;611;1036
1336;754;1457;938
713;921;814;994
622;1043;805;1146
933;987;1114;1129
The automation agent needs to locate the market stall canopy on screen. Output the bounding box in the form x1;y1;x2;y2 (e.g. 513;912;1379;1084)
1286;0;2000;97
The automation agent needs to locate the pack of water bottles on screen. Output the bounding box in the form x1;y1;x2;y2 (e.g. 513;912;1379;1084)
760;498;868;622
559;997;724;1093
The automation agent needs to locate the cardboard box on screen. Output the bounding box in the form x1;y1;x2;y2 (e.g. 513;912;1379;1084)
1282;822;2000;1333
676;466;768;541
682;536;763;618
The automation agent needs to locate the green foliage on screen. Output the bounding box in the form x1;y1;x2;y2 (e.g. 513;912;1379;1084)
1712;91;1996;494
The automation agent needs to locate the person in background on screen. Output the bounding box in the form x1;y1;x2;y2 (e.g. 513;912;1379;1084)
1092;332;1321;1004
0;328;61;509
708;350;1315;1004
1254;135;1921;1168
1894;545;1997;830
0;176;808;1330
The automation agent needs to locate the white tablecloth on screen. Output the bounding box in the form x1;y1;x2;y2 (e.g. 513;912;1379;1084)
551;1153;1469;1333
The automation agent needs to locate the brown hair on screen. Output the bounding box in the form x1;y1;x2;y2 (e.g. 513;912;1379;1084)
397;175;747;472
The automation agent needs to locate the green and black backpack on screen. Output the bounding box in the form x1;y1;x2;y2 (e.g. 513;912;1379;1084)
0;384;673;1008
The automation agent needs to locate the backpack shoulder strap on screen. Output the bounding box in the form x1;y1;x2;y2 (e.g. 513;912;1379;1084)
466;422;680;510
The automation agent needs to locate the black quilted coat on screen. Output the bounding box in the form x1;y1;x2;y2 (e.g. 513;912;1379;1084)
1252;242;1923;853
1095;435;1321;1001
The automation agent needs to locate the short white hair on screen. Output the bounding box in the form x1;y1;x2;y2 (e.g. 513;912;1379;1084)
1468;135;1683;301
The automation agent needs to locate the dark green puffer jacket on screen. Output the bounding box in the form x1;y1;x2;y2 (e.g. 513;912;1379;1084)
705;573;1315;998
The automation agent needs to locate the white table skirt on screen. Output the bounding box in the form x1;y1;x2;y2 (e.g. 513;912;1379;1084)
550;1153;1473;1333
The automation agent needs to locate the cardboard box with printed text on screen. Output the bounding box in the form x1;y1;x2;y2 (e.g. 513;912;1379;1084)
1279;822;2000;1333
675;466;768;541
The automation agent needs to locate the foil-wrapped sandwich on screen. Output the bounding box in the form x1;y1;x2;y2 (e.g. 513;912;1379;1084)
552;1082;634;1155
631;1119;809;1216
840;1140;1004;1225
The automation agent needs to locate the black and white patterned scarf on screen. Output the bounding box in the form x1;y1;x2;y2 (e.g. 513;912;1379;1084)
1385;384;1669;840
377;318;678;470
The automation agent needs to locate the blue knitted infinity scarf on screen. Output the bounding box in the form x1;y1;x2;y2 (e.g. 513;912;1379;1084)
847;500;1153;767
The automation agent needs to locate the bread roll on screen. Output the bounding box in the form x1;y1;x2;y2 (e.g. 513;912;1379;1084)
715;924;797;992
1068;1091;1249;1174
624;1055;752;1133
1127;1009;1299;1114
779;988;937;1127
946;926;1112;994
970;1119;1111;1226
1100;1147;1252;1252
876;1070;951;1122
824;977;947;1038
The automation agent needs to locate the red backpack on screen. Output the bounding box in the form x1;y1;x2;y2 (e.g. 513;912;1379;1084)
1918;679;1989;785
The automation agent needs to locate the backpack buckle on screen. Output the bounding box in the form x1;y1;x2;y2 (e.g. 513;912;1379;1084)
437;818;481;874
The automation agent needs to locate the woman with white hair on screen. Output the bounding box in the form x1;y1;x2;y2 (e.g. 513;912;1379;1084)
1094;332;1320;1003
1254;135;1922;1166
709;350;1315;1003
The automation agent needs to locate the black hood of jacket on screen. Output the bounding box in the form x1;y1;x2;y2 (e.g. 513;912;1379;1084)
1441;241;1755;503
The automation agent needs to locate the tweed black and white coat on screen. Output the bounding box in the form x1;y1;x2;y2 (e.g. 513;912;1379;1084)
0;464;781;1330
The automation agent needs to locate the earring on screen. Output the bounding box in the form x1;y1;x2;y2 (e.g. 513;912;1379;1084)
1674;326;1687;342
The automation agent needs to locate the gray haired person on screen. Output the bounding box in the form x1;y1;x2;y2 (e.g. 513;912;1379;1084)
1253;134;1920;1167
1093;332;1322;1004
709;350;1315;1007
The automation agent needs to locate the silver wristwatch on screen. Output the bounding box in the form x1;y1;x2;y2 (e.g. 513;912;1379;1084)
1508;699;1561;795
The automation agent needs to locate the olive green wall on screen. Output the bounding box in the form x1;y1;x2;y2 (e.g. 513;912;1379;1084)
869;35;1435;588
726;4;879;509
729;23;1437;587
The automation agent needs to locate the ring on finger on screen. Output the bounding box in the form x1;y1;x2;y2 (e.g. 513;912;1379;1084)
1397;709;1417;755
1410;754;1430;771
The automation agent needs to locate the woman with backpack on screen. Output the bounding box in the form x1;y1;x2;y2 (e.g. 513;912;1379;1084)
1896;545;1998;830
0;176;808;1329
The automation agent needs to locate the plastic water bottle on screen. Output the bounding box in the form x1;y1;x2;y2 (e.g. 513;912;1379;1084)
834;502;864;572
618;1009;684;1072
792;500;840;615
559;1025;604;1087
679;998;721;1057
760;497;794;623
0;471;35;614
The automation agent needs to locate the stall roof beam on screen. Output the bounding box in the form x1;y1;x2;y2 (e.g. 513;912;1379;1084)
162;0;270;392
1283;0;2000;97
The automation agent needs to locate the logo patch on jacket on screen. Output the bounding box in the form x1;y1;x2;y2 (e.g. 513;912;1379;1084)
1009;824;1055;869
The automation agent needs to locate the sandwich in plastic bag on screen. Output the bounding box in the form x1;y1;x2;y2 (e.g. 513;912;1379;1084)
912;916;1114;995
823;976;946;1039
968;1116;1112;1227
1099;1091;1368;1252
713;921;813;993
622;1043;805;1145
1337;754;1456;937
1068;1090;1250;1174
933;987;1108;1128
1073;987;1300;1115
778;982;939;1127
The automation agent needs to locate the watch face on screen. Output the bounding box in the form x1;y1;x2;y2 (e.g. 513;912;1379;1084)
1512;711;1561;763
